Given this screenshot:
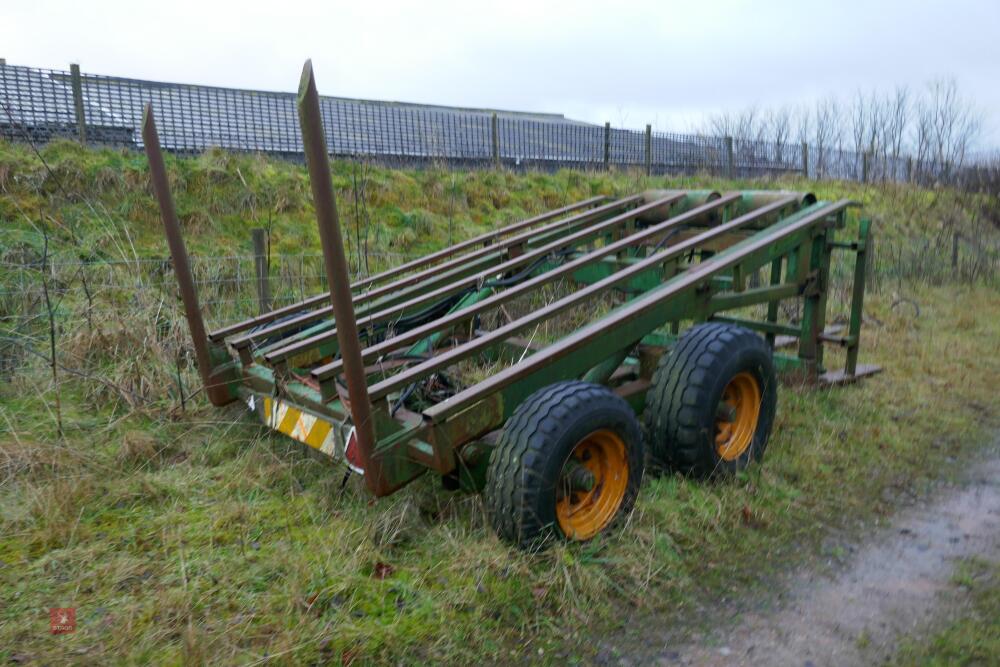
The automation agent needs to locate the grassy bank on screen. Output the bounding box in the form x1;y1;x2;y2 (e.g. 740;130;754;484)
1;141;999;664
2;140;997;272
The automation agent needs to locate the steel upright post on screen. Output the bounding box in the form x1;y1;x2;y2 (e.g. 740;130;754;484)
70;64;87;144
603;122;611;170
491;112;500;169
644;124;652;176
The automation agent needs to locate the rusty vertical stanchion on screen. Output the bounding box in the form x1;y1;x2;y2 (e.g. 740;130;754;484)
143;105;233;406
296;60;383;493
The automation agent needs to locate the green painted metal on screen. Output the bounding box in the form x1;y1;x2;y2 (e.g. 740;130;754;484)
582;347;633;384
765;256;783;348
188;189;875;497
407;287;494;358
420;202;850;445
711;315;800;337
842;217;870;376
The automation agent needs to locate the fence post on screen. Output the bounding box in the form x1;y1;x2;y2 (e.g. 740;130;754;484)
69;63;87;144
603;122;611;171
252;228;271;314
951;231;960;269
801;142;809;179
644;124;652;176
861;151;870;183
490;113;500;170
724;136;734;179
906;157;913;183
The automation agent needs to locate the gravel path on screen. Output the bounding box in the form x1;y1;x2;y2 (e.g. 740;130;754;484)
602;445;1000;666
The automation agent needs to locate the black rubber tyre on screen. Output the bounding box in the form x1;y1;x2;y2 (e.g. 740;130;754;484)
484;381;645;550
644;322;777;477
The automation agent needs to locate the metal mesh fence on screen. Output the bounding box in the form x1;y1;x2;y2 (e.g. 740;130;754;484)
0;61;986;183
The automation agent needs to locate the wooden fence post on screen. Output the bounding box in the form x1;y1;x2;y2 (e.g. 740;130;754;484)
644;124;652;176
252;228;271;314
801;142;809;179
603;122;611;171
490;113;500;170
861;151;870;183
70;63;87;144
724;136;734;179
906;157;914;183
951;231;960;269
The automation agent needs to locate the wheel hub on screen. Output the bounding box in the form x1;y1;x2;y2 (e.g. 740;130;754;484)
556;429;629;540
715;371;762;461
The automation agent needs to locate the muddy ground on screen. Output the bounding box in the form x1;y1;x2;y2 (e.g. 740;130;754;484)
599;441;1000;666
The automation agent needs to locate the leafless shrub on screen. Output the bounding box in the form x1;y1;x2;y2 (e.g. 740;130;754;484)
699;78;986;186
913;79;982;182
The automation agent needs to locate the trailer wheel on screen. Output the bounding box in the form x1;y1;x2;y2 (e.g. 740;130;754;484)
485;381;644;549
644;322;776;477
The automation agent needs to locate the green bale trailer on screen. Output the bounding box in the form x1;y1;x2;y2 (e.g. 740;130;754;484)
143;61;878;549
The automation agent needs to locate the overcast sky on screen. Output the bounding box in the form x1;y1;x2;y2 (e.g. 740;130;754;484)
4;0;999;147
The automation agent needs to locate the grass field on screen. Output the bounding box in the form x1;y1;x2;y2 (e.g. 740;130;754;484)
1;141;999;664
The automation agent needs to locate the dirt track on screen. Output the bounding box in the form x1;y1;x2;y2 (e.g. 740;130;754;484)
601;444;1000;666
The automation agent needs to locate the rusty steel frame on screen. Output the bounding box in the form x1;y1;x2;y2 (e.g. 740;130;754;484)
363;195;786;403
208;194;636;343
424;200;850;425
225;193;649;358
244;191;694;367
145;61;878;498
309;192;750;385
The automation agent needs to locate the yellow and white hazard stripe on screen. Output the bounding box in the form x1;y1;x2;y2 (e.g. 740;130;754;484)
254;396;345;459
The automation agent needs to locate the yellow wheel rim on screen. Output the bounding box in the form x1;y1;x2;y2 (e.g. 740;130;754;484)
715;371;762;461
556;429;629;540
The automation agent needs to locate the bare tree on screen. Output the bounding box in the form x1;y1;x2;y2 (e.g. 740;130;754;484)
707;107;766;143
851;90;887;179
884;87;910;179
794;105;811;145
765;106;793;165
812;96;843;178
915;78;981;180
695;77;982;186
